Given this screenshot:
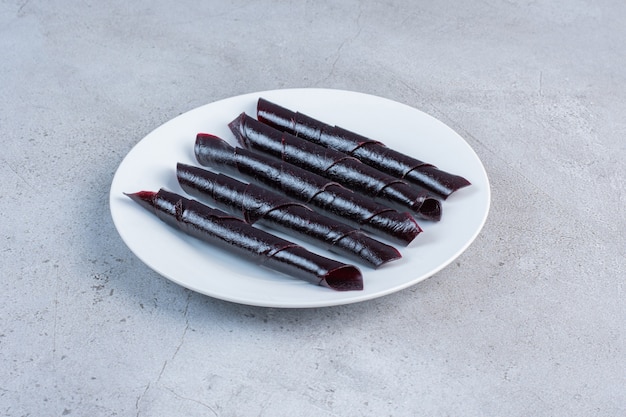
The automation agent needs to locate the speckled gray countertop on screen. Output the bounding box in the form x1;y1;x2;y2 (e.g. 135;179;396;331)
1;1;624;416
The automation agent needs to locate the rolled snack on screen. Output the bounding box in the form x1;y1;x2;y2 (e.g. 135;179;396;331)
176;163;401;268
194;133;422;246
229;113;442;221
125;188;363;291
256;98;471;199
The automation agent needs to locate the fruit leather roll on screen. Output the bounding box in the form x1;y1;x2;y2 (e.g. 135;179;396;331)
229;113;442;221
176;163;401;268
125;188;363;291
194;133;422;246
256;97;471;199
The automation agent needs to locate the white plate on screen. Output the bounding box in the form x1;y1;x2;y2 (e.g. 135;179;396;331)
110;89;490;308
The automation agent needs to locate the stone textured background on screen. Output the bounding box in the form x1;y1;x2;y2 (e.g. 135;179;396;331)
1;0;624;416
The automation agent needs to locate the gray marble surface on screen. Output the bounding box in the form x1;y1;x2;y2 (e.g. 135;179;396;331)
1;1;624;416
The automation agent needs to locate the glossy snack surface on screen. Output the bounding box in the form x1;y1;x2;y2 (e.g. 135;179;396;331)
229;112;442;221
176;163;401;268
126;189;363;291
194;133;422;246
257;97;471;198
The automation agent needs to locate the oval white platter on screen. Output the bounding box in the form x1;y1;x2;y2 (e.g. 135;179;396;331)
110;88;490;308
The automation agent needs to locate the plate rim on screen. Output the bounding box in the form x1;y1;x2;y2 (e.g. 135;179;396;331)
109;88;491;308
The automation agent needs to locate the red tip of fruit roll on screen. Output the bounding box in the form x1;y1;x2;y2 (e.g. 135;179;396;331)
195;133;236;167
415;197;442;222
403;165;472;199
323;265;364;291
124;191;156;211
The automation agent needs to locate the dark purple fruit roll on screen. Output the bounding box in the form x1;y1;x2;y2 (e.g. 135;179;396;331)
194;133;422;246
256;97;471;199
125;188;363;291
176;163;401;268
229;112;442;221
